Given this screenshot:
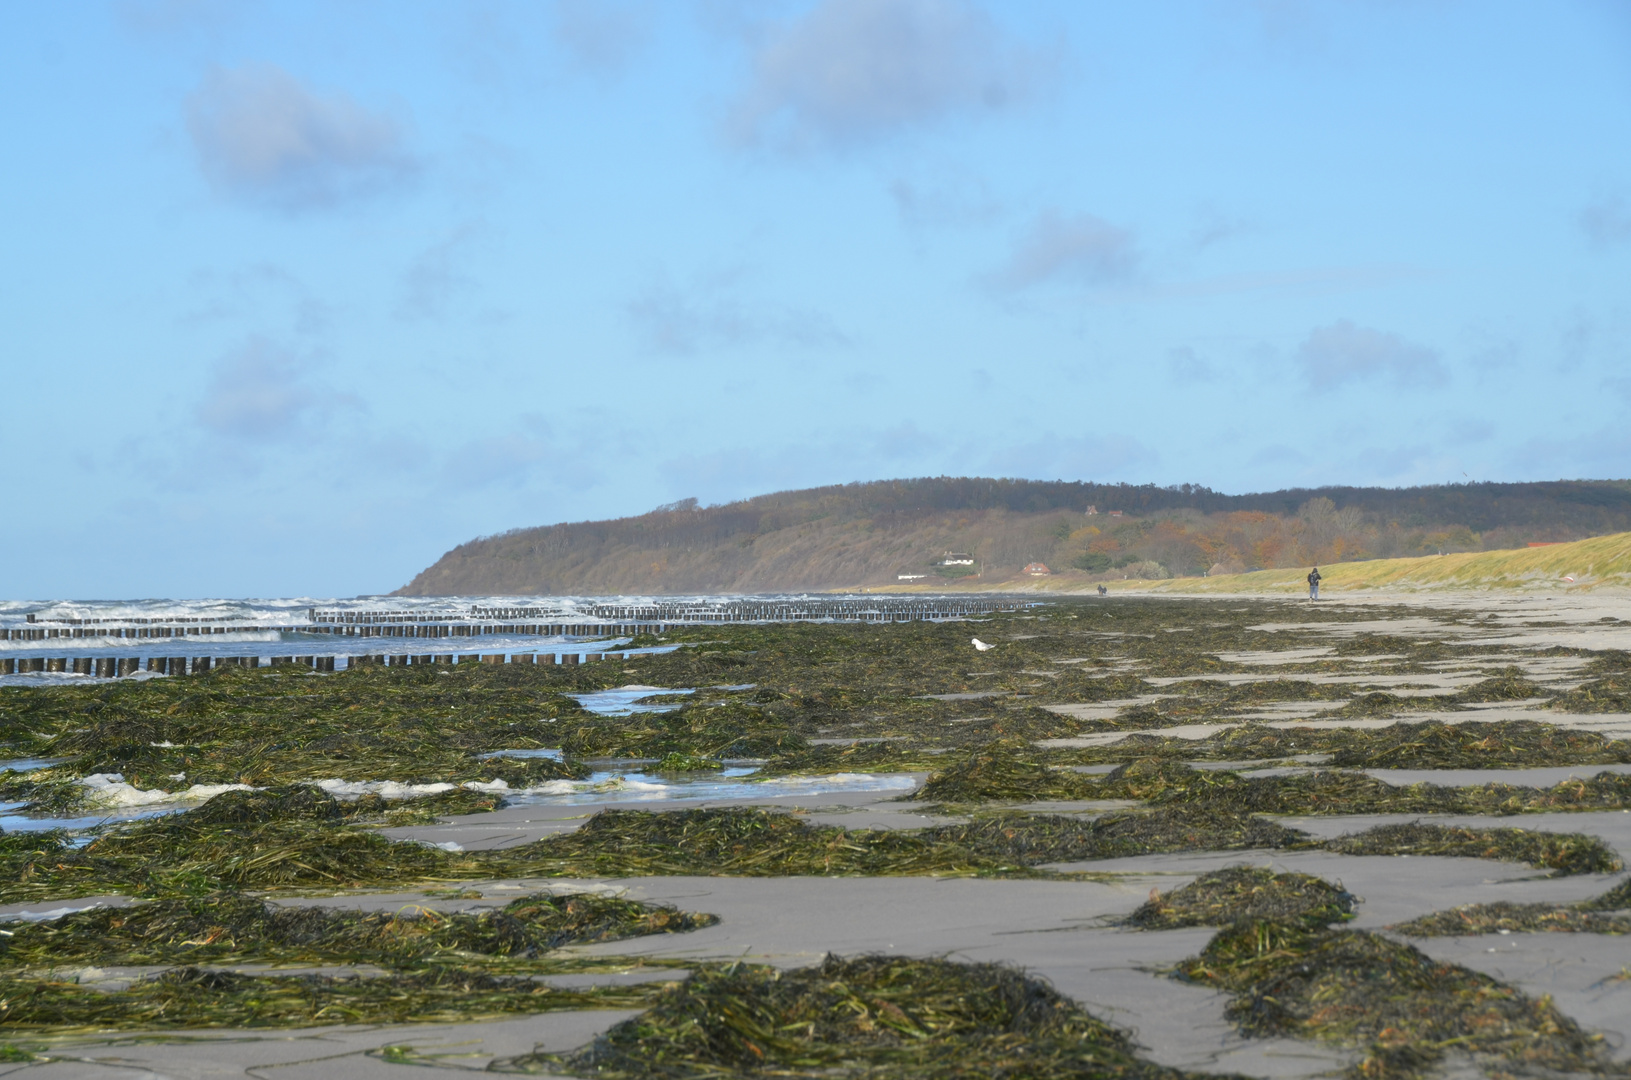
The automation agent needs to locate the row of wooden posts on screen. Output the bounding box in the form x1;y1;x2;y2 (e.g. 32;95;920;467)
0;651;639;677
1;623;668;642
12;597;1034;644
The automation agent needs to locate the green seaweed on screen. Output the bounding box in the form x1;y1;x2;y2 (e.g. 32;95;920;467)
1323;822;1621;876
1124;867;1357;930
1391;901;1631;937
924;807;1309;864
0;892;715;970
0;966;655;1032
1389;869;1631;936
913;742;1097;803
496;808;1030;879
652;752;725;773
1175;919;1616;1078
1324;720;1631;769
495;954;1199;1079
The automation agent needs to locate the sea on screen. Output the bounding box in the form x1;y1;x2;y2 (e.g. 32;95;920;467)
0;593;932;828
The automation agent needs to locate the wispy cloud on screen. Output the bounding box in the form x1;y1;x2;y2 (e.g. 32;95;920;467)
726;0;1053;152
180;263;333;335
195;339;352;440
1295;319;1444;391
444;433;552;488
117;0;238;35
1189;203;1250;250
626;277;850;354
1580;194;1631;248
396;225;482;321
186;64;419;211
889;174;1000;229
992;210;1137;290
1166;346;1216;383
552;0;649;72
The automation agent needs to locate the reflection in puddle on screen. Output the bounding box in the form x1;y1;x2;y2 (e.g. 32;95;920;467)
0;805;174;833
0;759;61;774
570;685;694;716
502;769;917;806
477;748;565;761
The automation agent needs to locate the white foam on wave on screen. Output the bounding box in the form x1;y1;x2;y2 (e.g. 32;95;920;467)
80;773;252;808
60;767;918;816
314;779;459;800
1;591;887;631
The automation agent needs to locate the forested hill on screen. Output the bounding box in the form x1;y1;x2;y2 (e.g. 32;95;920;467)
393;477;1631;596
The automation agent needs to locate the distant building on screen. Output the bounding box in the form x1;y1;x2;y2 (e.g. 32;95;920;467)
937;552;975;566
1108;510;1123;518
897;573;927;581
1023;562;1051;576
1085;505;1098;515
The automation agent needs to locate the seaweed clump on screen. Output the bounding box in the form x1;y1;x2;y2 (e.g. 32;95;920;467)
1323;822;1621;877
1390;872;1631;937
0;892;715;970
913;743;1096;804
1551;674;1631;714
557;701;807;760
1124;867;1357;930
495;954;1195;1079
1176;919;1614;1079
1145;767;1631;818
505;808;1021;878
0;966;653;1032
1324;719;1631;769
926;807;1309;866
1;786;508;902
1391;901;1631;938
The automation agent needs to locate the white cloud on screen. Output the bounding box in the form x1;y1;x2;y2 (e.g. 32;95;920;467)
993;210;1137;289
727;0;1051;152
186;64;418;210
1295;319;1444;391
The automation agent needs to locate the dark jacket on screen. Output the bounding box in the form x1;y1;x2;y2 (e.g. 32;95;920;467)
1307;569;1321;585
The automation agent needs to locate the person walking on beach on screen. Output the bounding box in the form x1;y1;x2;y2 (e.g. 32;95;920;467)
1307;566;1321;600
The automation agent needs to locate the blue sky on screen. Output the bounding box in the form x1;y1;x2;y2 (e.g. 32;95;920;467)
3;0;1629;598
